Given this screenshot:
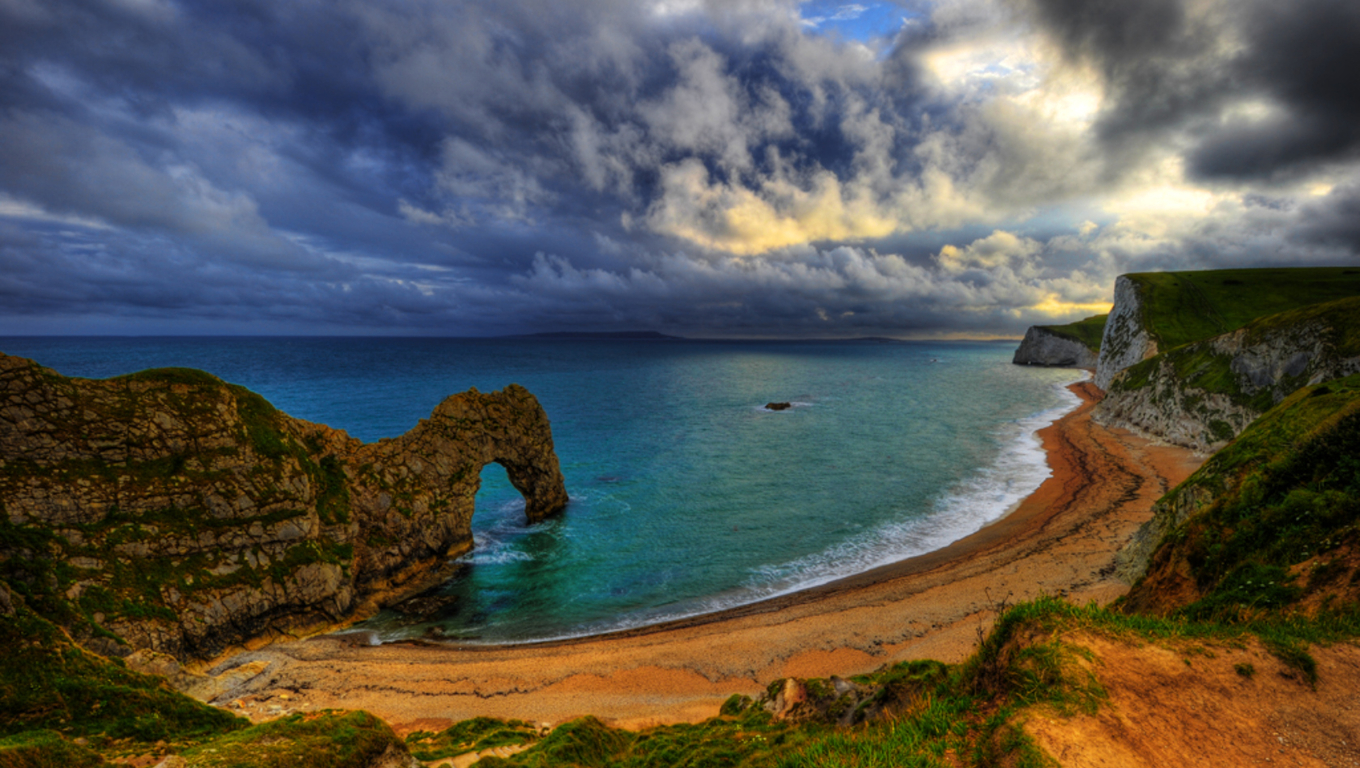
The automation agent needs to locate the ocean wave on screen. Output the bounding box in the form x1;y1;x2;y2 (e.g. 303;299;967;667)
729;372;1085;600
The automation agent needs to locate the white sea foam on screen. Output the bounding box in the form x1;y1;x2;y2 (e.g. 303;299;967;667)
731;371;1085;602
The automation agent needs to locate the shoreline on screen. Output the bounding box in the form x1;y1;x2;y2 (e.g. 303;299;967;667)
212;380;1203;731
383;372;1087;650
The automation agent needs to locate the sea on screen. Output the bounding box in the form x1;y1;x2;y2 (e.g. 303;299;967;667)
0;337;1084;644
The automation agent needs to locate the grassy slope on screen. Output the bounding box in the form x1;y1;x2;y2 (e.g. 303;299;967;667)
1122;373;1360;626
1128;267;1360;351
1037;314;1107;353
0;601;412;767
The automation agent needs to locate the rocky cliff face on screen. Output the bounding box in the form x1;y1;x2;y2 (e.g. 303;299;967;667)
0;353;568;662
1094;276;1157;390
1095;297;1360;453
1012;326;1099;368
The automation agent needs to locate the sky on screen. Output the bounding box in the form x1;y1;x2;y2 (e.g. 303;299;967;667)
1;0;1358;338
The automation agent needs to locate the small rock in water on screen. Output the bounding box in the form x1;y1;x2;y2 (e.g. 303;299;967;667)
765;402;792;411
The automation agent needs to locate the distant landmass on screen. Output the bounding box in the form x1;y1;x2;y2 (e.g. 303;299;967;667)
506;330;685;340
505;332;921;343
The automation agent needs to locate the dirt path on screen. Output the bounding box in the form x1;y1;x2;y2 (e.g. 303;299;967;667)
1027;633;1360;767
210;381;1203;732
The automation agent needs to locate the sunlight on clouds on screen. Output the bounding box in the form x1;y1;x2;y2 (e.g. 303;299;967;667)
935;230;1039;273
646;159;896;254
921;31;1038;97
1221;98;1282;125
649;0;705;18
1026;294;1112;318
1107;184;1219;218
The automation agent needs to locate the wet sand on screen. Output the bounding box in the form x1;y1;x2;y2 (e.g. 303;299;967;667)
218;381;1202;732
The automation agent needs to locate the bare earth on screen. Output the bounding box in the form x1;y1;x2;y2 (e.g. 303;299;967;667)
1027;633;1360;768
219;381;1203;732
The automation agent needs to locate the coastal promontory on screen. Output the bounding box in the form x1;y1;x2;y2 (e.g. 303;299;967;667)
0;352;568;663
1011;315;1105;368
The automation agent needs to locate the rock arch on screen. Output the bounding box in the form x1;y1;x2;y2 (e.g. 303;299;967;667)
0;352;568;660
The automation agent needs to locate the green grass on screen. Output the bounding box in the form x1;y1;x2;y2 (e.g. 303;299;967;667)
1038;314;1107;353
1112;373;1360;685
0;605;243;746
179;711;405;768
1109;296;1360;415
405;717;538;761
0;730;109;768
1128;267;1360;351
111;368;224;388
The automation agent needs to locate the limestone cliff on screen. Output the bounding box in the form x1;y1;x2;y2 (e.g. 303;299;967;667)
1096;297;1360;453
0;352;568;662
1093;268;1360;392
1094;276;1157;390
1012;322;1102;368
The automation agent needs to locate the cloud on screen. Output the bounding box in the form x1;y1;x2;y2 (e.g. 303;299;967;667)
801;3;870;28
0;0;1357;338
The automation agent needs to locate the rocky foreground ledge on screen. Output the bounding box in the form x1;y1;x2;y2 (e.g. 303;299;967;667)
0;352;568;663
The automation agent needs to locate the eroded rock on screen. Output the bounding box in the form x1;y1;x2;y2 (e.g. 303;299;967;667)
0;353;568;662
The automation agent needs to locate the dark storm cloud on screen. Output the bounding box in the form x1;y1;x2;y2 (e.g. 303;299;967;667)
1190;0;1360;179
1023;0;1360;180
1292;180;1360;252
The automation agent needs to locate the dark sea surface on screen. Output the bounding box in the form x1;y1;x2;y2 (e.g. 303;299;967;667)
0;337;1083;643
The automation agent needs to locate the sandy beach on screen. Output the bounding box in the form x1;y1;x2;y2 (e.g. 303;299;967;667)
221;381;1202;733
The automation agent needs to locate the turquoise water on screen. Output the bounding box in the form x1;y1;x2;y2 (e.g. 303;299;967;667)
0;338;1083;643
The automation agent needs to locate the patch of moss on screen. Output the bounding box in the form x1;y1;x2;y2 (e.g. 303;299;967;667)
313;454;351;525
112;368;223;388
228;385;290;460
405;717;538;761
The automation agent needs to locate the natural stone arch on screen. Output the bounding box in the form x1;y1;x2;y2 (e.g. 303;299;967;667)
0;352;568;660
352;384;571;569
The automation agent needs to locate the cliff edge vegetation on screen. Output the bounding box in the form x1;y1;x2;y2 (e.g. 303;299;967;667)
1012;314;1106;368
0;352;568;665
1095;271;1360;451
1093;266;1360;390
1119;372;1360;616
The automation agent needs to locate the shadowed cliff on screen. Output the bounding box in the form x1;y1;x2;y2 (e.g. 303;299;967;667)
0;352;568;663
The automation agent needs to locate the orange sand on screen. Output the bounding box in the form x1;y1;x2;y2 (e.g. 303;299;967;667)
221;381;1202;733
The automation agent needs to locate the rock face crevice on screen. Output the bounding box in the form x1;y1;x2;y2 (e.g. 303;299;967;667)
0;353;568;662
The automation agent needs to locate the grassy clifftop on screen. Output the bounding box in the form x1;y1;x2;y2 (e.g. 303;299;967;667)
1036;314;1107;353
1126;266;1360;351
